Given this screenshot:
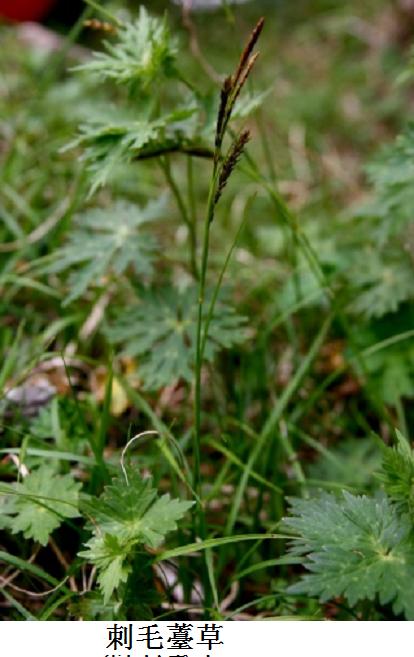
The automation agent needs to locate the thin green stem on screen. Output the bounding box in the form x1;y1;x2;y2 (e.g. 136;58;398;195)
362;329;414;357
187;156;198;248
192;161;220;616
255;109;277;182
159;157;199;279
395;397;409;440
200;211;248;360
261;314;332;440
83;0;123;26
194;164;219;500
278;420;308;497
36;6;94;93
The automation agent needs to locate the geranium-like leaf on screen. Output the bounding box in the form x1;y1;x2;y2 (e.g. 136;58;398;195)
284;492;414;619
347;248;413;319
79;470;193;601
81;534;131;603
364;122;414;243
104;286;247;390
345;123;414;319
378;430;414;519
351;310;414;404
68;107;200;193
45;199;163;304
3;464;80;546
76;7;178;89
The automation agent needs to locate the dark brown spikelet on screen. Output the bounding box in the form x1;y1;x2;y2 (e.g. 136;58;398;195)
214;129;250;208
84;19;117;34
215;76;233;150
213;19;264;154
231;51;260;110
232;17;264;90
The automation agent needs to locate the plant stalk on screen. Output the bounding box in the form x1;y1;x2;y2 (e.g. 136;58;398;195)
193;163;219;502
159;157;199;279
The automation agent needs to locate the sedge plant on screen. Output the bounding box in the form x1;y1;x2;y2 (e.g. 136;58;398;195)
41;7;267;614
193;16;264;530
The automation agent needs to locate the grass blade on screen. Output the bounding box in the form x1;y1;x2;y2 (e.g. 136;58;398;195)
156;533;289;561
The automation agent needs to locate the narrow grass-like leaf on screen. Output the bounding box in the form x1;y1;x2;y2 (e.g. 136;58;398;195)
0;550;62;587
225;315;332;536
234;556;303;580
156;533;288;561
1;588;36;620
